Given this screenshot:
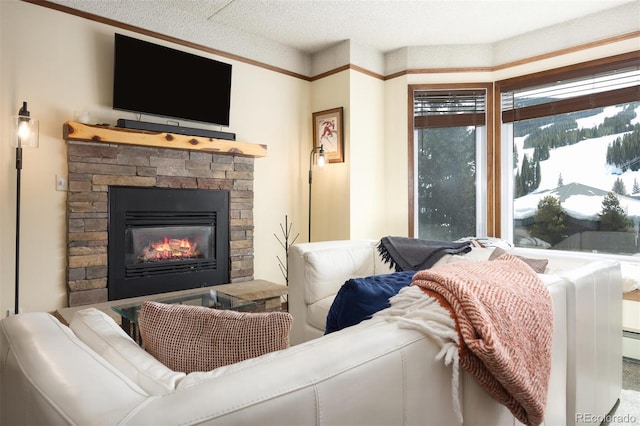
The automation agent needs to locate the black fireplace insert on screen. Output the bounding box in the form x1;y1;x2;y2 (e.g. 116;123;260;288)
108;186;229;300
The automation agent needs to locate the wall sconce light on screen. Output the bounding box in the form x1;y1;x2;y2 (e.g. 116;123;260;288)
13;101;39;315
308;144;326;241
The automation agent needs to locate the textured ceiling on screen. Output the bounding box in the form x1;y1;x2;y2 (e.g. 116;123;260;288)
153;0;634;54
43;0;638;76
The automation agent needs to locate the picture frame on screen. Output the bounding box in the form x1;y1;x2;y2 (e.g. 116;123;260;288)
312;107;344;163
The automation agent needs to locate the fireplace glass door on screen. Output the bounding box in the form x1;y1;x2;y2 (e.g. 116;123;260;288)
126;224;215;274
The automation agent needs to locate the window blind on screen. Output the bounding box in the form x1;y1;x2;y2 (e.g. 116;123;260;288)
501;64;640;123
414;89;486;128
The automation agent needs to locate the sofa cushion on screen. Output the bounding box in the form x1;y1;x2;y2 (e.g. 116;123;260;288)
489;247;548;273
325;270;415;334
621;261;640;293
70;308;185;395
304;246;377;305
307;295;336;331
432;246;494;267
138;301;293;373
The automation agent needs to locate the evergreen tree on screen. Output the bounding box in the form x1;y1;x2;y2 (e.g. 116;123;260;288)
612;177;627;195
528;196;566;246
533;144;550;161
599;192;633;232
515;171;523;198
417;126;476;241
557;173;563;187
521;154;531;195
633;178;640;195
517;153;541;195
604;103;640;171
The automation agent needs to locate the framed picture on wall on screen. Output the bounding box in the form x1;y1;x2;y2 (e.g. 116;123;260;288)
312;107;344;163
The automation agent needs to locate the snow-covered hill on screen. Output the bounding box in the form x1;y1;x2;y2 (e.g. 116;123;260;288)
514;105;640;221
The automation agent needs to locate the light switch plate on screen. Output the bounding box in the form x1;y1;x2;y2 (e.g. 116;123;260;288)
56;174;67;191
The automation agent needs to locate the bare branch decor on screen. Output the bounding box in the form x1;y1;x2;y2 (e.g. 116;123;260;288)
274;215;299;286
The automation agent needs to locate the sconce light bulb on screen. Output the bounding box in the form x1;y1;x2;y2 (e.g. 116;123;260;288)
317;145;326;167
16;101;33;143
17;120;31;140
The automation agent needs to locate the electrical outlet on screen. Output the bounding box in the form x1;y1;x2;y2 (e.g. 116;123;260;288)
56;174;68;191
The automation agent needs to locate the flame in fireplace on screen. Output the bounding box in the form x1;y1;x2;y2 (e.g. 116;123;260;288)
138;237;201;262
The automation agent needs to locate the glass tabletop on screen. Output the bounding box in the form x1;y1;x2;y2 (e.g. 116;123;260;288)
111;288;257;325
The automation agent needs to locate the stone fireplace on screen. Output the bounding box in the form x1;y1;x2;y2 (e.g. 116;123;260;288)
65;126;259;307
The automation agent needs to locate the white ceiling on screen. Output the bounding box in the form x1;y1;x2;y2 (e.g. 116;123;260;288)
147;0;634;54
44;0;638;76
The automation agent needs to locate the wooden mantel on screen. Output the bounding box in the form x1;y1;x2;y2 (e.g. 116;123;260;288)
63;121;267;158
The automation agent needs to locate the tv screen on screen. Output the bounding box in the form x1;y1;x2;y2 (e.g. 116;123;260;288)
113;34;232;126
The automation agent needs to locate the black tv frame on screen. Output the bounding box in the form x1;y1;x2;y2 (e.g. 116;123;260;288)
113;33;232;128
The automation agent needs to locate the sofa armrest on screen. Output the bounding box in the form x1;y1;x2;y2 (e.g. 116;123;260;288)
558;259;622;424
0;313;148;425
288;240;380;344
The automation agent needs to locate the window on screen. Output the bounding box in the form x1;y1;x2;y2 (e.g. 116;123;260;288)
499;53;640;254
409;85;491;241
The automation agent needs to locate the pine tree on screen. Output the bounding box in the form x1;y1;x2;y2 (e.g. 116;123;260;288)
557;173;564;187
633;178;640;195
521;154;531;195
518;154;542;195
528;196;566;246
515;171;523;198
599;192;633;232
612;177;627;195
416;126;476;240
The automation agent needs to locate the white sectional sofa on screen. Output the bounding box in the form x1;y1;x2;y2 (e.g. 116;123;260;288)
0;284;552;424
0;238;623;426
288;239;623;426
2;293;551;426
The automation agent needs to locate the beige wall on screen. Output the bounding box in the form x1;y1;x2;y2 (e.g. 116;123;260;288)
308;69;388;242
309;71;351;242
349;70;386;240
382;75;411;237
0;1;310;314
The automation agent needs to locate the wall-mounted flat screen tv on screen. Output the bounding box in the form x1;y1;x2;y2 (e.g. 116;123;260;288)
113;33;232;126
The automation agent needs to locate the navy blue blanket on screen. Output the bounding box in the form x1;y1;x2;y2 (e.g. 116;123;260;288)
325;270;415;334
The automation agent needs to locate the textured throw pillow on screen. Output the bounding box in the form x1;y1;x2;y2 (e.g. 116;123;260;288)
138;301;292;373
489;247;548;273
325;270;415;335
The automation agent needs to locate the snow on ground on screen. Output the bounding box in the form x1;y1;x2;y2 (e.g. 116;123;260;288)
514;105;640;221
537;134;625;192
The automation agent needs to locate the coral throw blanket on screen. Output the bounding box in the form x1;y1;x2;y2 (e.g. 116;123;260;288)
412;254;553;426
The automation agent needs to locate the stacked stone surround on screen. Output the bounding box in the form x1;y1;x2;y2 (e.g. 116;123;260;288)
66;140;254;307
